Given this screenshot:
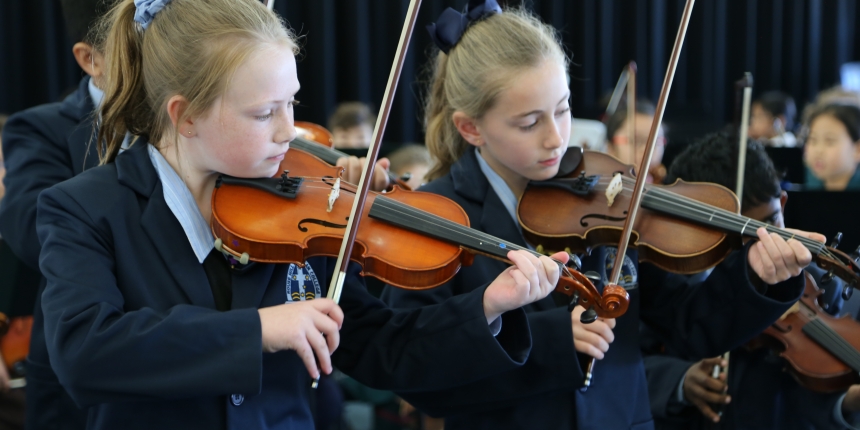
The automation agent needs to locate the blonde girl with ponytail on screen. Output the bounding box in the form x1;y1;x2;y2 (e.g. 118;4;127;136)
384;2;821;429
34;0;579;428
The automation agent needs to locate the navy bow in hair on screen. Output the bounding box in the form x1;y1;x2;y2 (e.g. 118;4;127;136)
426;0;502;54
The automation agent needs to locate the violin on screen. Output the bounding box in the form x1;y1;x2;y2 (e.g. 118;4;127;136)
747;271;860;392
517;149;860;286
209;148;628;320
290;121;413;190
295;121;334;147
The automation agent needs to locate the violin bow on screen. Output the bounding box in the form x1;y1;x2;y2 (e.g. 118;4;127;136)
582;0;697;390
706;72;755;421
735;73;754;201
326;0;422;303
265;0;274;11
605;68;629;116
626;62;638;166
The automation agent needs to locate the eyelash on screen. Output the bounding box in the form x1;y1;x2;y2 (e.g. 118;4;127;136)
255;100;300;121
519;108;571;131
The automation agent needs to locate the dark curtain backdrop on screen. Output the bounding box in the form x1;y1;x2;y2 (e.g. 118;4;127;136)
1;0;858;145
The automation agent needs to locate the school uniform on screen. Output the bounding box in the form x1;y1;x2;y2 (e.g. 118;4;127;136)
35;141;533;430
805;167;860;191
643;264;860;430
0;76;100;430
381;148;805;430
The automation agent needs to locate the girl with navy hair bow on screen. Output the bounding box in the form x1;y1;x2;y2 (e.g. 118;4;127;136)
34;0;574;428
383;1;823;429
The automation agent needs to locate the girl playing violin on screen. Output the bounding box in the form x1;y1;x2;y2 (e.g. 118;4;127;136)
35;0;570;428
382;2;824;429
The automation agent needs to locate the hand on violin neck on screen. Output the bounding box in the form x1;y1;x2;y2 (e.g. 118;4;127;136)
683;357;730;423
482;250;568;324
335;156;391;192
747;227;825;286
571;306;615;360
258;299;344;379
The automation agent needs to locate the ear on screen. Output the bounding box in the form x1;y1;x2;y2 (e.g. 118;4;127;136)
72;43;98;77
774;116;785;133
779;190;788;211
166;95;195;137
452;111;483;148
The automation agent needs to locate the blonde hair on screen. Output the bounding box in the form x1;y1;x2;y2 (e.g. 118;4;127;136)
97;0;297;164
423;8;568;181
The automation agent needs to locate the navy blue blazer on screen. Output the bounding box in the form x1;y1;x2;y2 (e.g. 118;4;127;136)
643;265;859;430
381;148;804;430
35;141;533;430
0;77;99;430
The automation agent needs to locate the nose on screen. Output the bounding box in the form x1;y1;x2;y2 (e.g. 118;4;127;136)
275;109;297;144
544;116;566;150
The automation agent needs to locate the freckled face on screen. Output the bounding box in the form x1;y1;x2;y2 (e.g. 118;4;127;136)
472;59;571;185
189;43;299;179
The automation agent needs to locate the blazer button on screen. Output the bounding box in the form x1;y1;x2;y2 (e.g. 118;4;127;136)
231;394;244;406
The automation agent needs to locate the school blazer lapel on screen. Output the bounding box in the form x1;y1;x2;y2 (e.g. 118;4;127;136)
116;143;217;308
451;149;558;312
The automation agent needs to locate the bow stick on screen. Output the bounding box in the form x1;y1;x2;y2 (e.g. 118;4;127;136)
582;0;697;390
704;72;754;422
326;0;422;303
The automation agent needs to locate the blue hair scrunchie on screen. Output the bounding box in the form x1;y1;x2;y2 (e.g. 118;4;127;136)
134;0;172;30
426;0;502;54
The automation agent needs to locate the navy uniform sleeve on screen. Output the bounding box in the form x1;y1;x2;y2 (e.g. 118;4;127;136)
37;186;263;406
333;266;536;393
0;109;76;269
378;278;580;415
639;242;804;360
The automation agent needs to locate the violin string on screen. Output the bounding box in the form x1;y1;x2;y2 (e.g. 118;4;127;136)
371;197;576;280
588;177;832;258
802;317;860;372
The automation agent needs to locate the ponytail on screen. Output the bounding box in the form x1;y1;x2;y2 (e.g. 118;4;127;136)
97;0;149;164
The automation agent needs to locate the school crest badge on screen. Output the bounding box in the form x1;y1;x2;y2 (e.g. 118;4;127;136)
286;262;322;302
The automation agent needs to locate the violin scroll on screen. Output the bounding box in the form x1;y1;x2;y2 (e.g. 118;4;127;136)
555;271;629;320
813;243;860;300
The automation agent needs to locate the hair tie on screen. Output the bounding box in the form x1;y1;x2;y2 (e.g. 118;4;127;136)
134;0;172;30
426;0;502;54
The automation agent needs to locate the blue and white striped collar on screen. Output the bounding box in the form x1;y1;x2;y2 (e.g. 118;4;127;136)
147;144;214;263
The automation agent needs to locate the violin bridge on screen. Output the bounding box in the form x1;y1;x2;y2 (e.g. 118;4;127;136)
605;173;623;207
327;178;341;212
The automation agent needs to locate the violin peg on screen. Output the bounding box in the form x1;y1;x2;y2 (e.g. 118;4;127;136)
842;285;854;301
568;291;580;312
567;253;582;271
584;271;602;283
580;306;598;324
821;270;835;285
830;233;843;249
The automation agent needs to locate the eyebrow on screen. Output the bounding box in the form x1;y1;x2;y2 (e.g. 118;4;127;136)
513;92;571;118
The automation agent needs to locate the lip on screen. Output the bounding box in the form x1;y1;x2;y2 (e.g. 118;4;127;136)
539;156;560;166
267;152;287;161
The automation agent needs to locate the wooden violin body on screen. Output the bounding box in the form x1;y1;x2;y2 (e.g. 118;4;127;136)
211;149;470;289
295;121;334;147
750;271;860;392
210;148;628;317
519;150;742;275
